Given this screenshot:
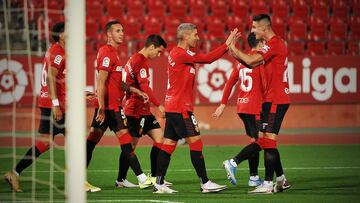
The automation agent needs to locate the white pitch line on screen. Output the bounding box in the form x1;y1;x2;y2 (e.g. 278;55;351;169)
0;200;183;203
1;166;360;174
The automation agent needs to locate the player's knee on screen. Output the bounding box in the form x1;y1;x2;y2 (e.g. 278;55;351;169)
35;140;50;153
262;138;277;149
87;131;104;144
117;132;133;145
160;143;176;155
189;139;203;151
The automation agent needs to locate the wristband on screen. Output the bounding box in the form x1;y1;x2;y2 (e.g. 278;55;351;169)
52;99;60;107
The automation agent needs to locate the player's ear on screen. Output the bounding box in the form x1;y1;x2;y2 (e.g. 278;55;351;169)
149;44;155;50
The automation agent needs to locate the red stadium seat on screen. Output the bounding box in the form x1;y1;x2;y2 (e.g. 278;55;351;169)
291;0;310;18
189;0;207;18
205;17;226;40
209;0;228;21
311;0;330;20
349;16;360;40
327;41;346;55
48;0;64;10
122;15;142;40
251;1;270;16
309;16;328;40
332;0;349;19
86;18;99;40
125;0;145;17
288;17;308;39
226;15;247;33
329;16;348;39
307;41;326;55
272;16;287;39
143;16;162;35
271;0;290;19
347;41;359;55
287;40;306;55
164;17;182;36
184;16;205;37
168;0;187;20
352;0;360;16
230;0;249;19
106;0;123;18
147;0;165;18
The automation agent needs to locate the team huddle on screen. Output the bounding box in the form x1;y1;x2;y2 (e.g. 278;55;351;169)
4;14;291;195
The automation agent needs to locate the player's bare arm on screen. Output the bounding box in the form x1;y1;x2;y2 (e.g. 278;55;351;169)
95;70;108;124
47;66;62;121
229;42;264;68
128;85;149;103
212;104;226;119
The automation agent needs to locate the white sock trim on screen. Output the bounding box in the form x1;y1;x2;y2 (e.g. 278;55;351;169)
230;159;237;167
137;173;147;183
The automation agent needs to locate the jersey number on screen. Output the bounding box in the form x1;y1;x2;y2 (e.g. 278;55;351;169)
41;64;47;86
239;68;253;92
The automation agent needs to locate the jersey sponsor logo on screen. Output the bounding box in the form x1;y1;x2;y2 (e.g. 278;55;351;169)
260;44;270;53
102;57;110;67
116;66;123;72
237;97;249;103
168;56;175;67
140;68;147;78
187;50;195;56
54;55;62;65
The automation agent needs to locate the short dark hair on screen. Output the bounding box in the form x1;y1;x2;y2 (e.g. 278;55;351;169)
247;32;262;48
252;14;271;25
144;34;167;48
105;20;121;32
52;22;65;42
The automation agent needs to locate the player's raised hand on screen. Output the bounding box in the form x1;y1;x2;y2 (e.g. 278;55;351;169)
52;106;63;121
225;28;239;46
139;91;149;103
96;108;105;124
212;104;226;119
85;91;95;101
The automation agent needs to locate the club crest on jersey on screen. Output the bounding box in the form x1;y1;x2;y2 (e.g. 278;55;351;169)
187;50;195;56
260;44;270;53
102;57;110;67
54;55;62;65
140;68;147;78
190;67;196;74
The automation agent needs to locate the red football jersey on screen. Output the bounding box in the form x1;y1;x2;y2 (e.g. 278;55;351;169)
257;35;290;104
96;44;124;111
221;51;265;114
38;43;66;112
124;53;160;117
165;45;227;113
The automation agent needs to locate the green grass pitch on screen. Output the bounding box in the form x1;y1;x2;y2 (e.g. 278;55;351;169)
1;145;360;202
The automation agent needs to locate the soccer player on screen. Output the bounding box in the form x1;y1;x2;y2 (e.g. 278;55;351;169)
118;34;174;187
153;23;239;194
85;20;151;192
212;32;265;187
4;22;66;192
224;14;291;194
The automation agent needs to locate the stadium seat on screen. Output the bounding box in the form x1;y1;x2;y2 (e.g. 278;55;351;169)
332;0;349;19
143;15;162;35
352;0;360;16
147;0;165;19
329;16;348;39
272;16;287;39
251;0;270;16
189;0;207;18
168;0;187;20
122;15;142;40
327;41;345;55
349;16;360;40
307;41;326;55
105;0;123;18
291;0;310;18
311;0;330;20
184;16;205;37
48;0;64;10
164;17;182;36
226;15;247;33
347;41;359;55
125;0;145;17
288;17;308;40
230;0;249;19
86;18;99;40
287;40;306;55
271;0;290;19
209;0;228;21
205;17;226;40
309;16;328;40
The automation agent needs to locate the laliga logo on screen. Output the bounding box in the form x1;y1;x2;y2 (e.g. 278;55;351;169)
0;59;28;105
288;57;357;101
197;59;233;102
